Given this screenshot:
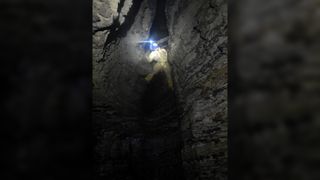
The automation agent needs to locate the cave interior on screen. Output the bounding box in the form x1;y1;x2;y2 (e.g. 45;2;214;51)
93;0;228;179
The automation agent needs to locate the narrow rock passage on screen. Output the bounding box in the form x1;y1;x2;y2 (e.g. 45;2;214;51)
138;71;184;180
94;71;184;180
93;0;184;179
93;0;228;179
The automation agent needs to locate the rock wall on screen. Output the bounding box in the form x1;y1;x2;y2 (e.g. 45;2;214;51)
93;0;154;115
93;0;156;178
166;0;228;179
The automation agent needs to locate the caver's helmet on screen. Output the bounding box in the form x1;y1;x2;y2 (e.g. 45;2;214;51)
149;41;159;51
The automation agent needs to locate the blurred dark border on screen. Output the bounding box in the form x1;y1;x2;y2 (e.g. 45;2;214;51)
0;1;92;179
229;0;320;179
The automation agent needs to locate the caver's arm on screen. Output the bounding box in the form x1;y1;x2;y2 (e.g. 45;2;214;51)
145;51;152;62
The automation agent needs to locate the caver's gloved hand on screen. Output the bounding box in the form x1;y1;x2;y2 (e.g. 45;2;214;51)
145;48;173;89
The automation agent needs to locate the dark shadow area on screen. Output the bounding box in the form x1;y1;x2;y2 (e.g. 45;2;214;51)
1;0;92;179
149;0;169;41
141;72;173;115
137;71;185;180
229;0;320;179
102;0;143;49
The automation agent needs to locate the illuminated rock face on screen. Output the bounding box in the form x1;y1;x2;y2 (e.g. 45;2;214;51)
166;0;227;179
93;0;227;179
